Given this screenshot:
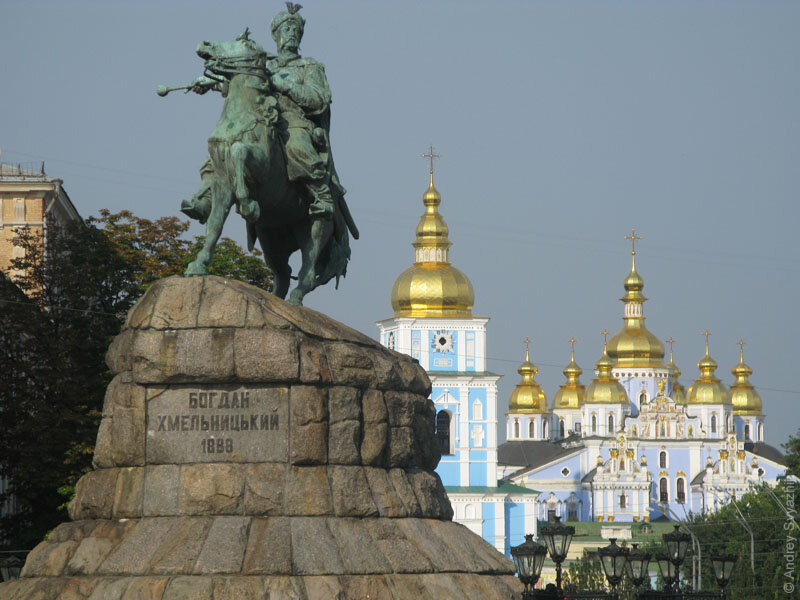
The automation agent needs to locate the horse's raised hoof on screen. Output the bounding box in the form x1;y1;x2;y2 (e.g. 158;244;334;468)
181;199;209;225
184;260;208;277
238;198;261;223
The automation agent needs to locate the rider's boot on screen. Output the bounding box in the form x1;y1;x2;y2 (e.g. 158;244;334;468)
236;198;261;223
306;180;335;218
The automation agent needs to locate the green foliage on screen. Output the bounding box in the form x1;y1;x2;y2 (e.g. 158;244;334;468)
782;428;800;480
563;552;607;593
186;236;273;290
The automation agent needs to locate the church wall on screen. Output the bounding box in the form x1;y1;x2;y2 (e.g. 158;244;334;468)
468;450;488;486
482;502;495;544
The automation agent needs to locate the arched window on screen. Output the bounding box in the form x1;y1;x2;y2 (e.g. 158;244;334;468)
659;477;669;503
529;420;535;438
757;422;763;441
639;391;647;404
676;478;686;504
619;494;627;508
632;424;638;437
608;414;615;434
711;414;717;434
744;424;751;440
659;451;667;469
543;420;549;439
514;420;520;439
465;504;476;519
436;411;453;455
592;415;597;434
567;502;578;521
619;459;625;471
559;419;565;439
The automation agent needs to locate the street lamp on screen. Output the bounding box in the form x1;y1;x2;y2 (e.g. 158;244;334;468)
540;515;575;592
598;538;628;593
0;554;23;582
663;524;691;566
712;552;737;600
655;553;678;592
510;534;548;594
625;543;651;590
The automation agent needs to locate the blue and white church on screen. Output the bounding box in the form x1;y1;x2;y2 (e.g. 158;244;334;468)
377;166;538;555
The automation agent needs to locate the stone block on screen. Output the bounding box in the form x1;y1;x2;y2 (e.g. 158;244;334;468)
110;406;146;466
283;466;333;516
180;464;244;515
233;328;299;382
328;386;361;423
48;520;98;543
326;518;392;574
143;465;180;516
397;358;432;396
196;279;248;328
338;575;395;600
387;469;422;517
371;351;406;391
406;469;452;520
148;517;213;575
58;577;100;600
131;328;235;384
193;516;250;574
290;421;328;465
148;276;204;329
363;519;433;574
67;537;117;575
120;577;169;600
361;389;387;423
364;467;408;518
87;578;132;600
360;422;388;467
383;391;417;427
324;342;376;388
290;385;327;425
290;517;344;575
162;576;213;600
99;518;180;575
387;426;414;467
302;576;343;599
106;329;134;374
328;420;362;465
93;417;114;468
113;467;144;518
243;463;285;515
69;469;118;520
242;517;292;575
211;576;269;599
416;573;470;600
40;541;78;576
329;466;378;517
412;412;441;470
298;339;332;384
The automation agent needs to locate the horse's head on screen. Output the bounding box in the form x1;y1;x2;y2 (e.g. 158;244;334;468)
197;28;266;79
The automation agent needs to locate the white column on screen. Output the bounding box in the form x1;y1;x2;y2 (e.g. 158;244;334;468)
494;501;506;553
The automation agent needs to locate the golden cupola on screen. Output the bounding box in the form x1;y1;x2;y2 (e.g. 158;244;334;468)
553;338;586;409
729;339;762;415
390;168;474;318
666;338;687;405
606;230;665;368
585;335;628;404
686;332;729;405
508;339;548;413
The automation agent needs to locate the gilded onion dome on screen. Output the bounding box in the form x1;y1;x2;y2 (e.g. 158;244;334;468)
686;333;729;404
729;340;762;415
666;339;687;405
606;233;665;368
390;170;474;317
553;339;585;409
508;340;548;413
585;338;628;404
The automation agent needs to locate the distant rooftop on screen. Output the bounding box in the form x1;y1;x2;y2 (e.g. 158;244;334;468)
0;161;58;182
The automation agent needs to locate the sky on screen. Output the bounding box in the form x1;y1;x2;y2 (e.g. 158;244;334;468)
2;0;798;447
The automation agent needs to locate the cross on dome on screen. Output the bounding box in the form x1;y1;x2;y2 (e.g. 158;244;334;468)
625;228;643;256
702;328;712;353
421;144;441;175
737;337;746;360
601;328;610;345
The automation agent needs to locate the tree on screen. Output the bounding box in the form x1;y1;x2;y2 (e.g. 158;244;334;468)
563;552;607;593
782;428;800;480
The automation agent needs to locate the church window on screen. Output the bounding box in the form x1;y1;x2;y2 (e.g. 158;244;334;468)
514;420;520;439
436;248;442;262
659;451;667;468
639;391;647;404
619;494;627;508
559;419;565;439
659;477;669;503
757;422;763;441
619;458;625;470
608;414;615;434
465;504;476;519
758;467;764;477
561;467;571;477
660;423;666;437
423;248;429;262
435;411;453;455
676;478;686;504
744;424;750;440
575;422;581;433
529;420;535;438
711;414;717;434
543;420;549;439
728;416;733;432
567;503;578;521
591;415;597;434
473;399;483;420
387;331;395;350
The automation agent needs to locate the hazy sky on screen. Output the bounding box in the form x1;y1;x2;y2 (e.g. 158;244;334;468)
2;1;798;447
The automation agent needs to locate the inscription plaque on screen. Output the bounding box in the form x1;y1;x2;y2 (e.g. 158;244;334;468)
146;385;288;464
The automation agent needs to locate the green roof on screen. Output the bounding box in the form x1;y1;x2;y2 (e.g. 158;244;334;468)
430;371;501;377
445;482;539;495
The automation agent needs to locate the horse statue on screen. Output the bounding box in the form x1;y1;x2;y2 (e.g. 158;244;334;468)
159;26;357;306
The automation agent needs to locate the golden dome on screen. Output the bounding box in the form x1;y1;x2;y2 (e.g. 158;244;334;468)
729;340;762;415
686;333;729;405
606;251;665;368
553;339;585;409
585;338;628;404
666;338;686;405
508;340;548;414
390;171;474;318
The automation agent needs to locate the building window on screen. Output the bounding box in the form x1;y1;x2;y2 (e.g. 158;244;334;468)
13;198;25;221
744;424;750;440
514;420;520;439
608;414;615;434
632;424;638;437
711;414;717;434
639;391;647;404
676;478;686;504
592;415;597;434
559;419;565;439
561;467;571;477
659;477;669;503
436;411;453;455
567;503;578;521
619;459;625;470
659;451;667;469
575;422;581;434
543;420;549;439
757;422;763;441
529;420;535;439
619;494;627;508
473;399;483;420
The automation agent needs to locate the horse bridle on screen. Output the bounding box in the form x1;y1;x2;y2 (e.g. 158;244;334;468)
204;54;269;82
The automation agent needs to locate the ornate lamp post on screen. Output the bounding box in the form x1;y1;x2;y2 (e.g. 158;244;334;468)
625;543;651;591
540;516;575;593
510;534;548;597
598;538;628;594
663;525;690;590
655;553;678;592
0;555;23;582
711;552;737;600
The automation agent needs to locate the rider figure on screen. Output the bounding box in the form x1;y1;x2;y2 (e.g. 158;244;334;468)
268;3;340;223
